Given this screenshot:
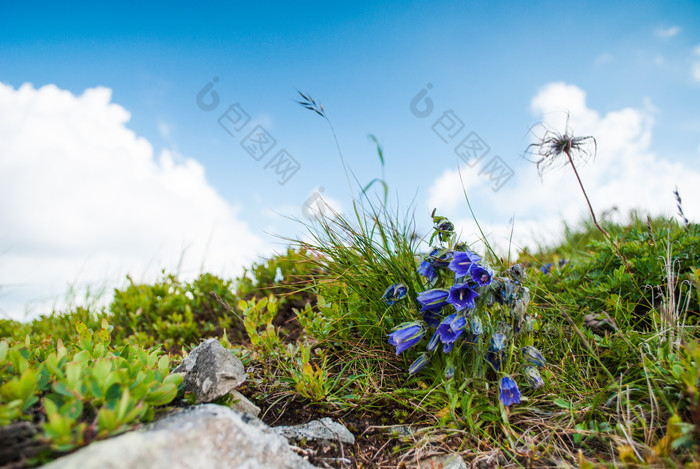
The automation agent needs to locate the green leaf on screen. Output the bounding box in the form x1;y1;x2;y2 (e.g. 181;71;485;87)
97;407;117;434
18;367;38;402
65;362;82;389
553;398;572;410
157;355;169;373
115;388;133;421
163;373;183;387
91;358;111;386
44;397;58;416
75;321;88;336
61;399;83;420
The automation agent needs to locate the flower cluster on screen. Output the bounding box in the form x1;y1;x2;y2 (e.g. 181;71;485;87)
384;212;546;407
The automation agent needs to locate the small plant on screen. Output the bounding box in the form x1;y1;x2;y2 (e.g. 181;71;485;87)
0;319;182;461
238;295;283;356
383;211;546;407
290;344;331;402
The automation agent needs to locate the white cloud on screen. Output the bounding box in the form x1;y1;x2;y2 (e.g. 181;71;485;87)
655;25;681;39
427;82;700;256
0;82;267;320
691;45;700;83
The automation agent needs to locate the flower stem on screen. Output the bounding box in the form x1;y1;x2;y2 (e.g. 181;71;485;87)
565;150;631;269
564;149;609;238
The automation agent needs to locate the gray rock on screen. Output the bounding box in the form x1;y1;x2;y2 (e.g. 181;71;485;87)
229;390;261;417
172;338;246;403
42;404;317;469
419;453;467;469
275;417;355;445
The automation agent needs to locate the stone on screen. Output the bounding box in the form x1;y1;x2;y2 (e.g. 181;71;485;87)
172;338;246;403
419;453;467;469
42;404;317;469
229;390;261;417
275;417;355;445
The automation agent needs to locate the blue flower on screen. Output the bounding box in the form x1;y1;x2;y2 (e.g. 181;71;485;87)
499;376;521;406
437;313;467;345
523;366;545;389
469;265;493;287
540;263;552;275
486;333;507;370
387;322;425;355
382;283;408;305
521;346;546;368
447;282;479;311
417;258;437;282
417;288;450;312
408;353;431;374
444;363;455;379
448;250;482;278
421;309;441;328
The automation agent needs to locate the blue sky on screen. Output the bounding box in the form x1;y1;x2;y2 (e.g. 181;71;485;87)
1;1;699;319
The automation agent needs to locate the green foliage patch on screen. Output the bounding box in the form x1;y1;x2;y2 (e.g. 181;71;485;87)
0;319;182;461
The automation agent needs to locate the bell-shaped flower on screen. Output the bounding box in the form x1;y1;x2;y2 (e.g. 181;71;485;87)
417;248;440;281
447;282;479;311
382;283;408;305
421;309;441;328
444;363;455;379
417;288;449;312
521;346;546;368
408;353;431;374
448;250;482;278
499;376;521;406
387;322;425;355
470;264;493;287
417;258;437;282
436;313;467;346
523;366;545;389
